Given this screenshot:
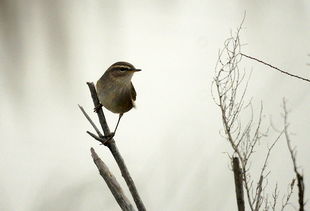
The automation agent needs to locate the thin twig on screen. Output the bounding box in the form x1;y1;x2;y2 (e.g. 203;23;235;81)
241;53;310;83
254;129;284;209
271;184;278;211
281;179;295;211
87;131;108;145
283;99;305;211
78;104;103;137
91;148;135;211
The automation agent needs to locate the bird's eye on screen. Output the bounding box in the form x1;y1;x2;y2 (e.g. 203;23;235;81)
119;67;128;71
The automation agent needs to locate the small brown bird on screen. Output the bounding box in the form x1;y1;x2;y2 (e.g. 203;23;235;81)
96;61;141;137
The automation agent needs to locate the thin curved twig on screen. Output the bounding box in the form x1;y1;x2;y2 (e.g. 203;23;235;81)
241;53;310;83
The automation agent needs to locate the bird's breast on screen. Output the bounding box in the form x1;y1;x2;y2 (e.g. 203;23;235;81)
97;80;134;114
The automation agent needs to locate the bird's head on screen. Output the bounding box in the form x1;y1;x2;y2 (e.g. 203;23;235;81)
106;61;141;83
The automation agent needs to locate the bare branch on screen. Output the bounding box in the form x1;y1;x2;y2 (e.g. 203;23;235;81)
91;148;135;211
241;53;310;83
250;129;282;211
86;82;146;211
87;131;108;145
78;104;103;137
213;19;260;210
212;17;303;211
271;184;278;211
283;99;305;211
281;179;295;211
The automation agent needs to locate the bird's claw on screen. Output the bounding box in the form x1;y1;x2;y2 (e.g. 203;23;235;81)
102;132;115;144
107;132;115;137
106;132;115;140
94;103;103;113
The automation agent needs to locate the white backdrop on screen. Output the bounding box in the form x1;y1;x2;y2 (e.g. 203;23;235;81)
0;0;309;210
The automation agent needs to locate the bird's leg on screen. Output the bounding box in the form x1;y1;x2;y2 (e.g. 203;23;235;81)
114;113;123;134
94;103;103;113
106;113;123;141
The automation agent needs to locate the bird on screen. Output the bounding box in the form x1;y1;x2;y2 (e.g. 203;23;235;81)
95;61;141;138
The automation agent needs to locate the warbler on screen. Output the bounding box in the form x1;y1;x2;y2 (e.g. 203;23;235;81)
95;61;141;137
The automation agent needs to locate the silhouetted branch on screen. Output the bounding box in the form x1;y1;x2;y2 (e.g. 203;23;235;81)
91;148;135;211
78;104;103;137
78;104;108;144
283;99;305;211
281;179;295;211
253;130;283;210
87;131;108;144
271;184;278;211
241;53;310;83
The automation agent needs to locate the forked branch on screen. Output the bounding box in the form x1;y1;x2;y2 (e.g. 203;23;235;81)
79;82;146;211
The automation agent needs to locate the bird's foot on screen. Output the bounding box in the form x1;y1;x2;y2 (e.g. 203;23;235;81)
106;132;115;139
101;132;115;145
107;132;115;139
94;103;103;113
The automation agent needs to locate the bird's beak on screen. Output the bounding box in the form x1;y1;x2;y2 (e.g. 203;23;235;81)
131;69;141;72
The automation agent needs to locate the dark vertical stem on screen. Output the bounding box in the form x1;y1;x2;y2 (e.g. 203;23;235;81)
233;157;245;211
297;173;304;211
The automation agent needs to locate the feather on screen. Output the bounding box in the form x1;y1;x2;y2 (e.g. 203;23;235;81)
131;82;137;101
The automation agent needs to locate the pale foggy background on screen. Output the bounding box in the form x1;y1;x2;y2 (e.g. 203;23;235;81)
0;0;309;210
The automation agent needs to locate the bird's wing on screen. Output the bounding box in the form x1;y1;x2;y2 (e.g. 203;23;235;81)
131;82;137;101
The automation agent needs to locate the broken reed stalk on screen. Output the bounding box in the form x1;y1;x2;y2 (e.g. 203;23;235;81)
91;148;135;211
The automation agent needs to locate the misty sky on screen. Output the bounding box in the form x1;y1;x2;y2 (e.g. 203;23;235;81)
0;0;309;210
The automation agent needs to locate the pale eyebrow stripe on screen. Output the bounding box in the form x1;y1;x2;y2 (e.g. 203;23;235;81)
112;65;131;69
